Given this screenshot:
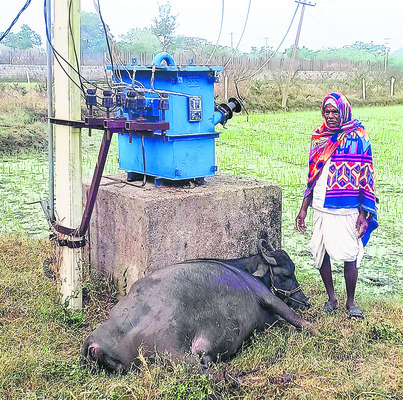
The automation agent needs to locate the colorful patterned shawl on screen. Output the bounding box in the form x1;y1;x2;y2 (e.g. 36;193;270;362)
304;92;378;245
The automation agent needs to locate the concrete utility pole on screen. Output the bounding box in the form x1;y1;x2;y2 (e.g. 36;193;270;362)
46;0;54;221
53;0;83;309
230;32;234;48
281;1;315;109
384;37;391;72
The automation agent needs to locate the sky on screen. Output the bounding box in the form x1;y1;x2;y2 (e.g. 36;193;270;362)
1;0;403;53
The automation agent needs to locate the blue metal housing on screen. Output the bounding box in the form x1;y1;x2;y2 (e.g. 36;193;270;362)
109;53;224;182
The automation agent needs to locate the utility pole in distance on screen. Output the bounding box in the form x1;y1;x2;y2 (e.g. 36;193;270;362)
281;0;315;109
384;37;391;72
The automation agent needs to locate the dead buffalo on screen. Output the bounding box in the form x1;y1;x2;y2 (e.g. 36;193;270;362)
82;240;313;372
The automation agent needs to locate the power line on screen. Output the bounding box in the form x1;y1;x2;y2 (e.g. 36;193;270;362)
281;0;316;109
0;0;32;42
205;0;225;65
236;1;302;82
223;0;252;69
68;0;86;95
43;0;89;97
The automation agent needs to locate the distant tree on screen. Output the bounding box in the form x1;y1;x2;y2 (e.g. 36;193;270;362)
174;35;212;58
81;11;107;55
346;41;386;58
1;24;41;50
388;47;403;71
151;1;177;52
315;41;387;63
248;45;274;58
117;28;160;54
283;45;316;59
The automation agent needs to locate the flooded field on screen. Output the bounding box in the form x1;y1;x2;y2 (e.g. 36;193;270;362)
1;106;402;295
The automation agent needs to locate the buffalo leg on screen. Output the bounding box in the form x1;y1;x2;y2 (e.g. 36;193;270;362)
257;292;316;335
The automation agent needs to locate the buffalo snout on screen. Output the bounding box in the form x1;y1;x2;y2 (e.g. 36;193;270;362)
82;339;126;373
288;290;310;310
88;343;102;361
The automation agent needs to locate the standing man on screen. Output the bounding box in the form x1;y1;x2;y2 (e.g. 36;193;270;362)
296;93;377;319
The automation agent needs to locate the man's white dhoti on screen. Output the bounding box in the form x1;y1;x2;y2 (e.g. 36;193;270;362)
310;208;364;269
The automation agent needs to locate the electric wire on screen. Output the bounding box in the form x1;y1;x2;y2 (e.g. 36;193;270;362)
235;0;301;82
94;0;116;86
44;0;116;110
0;0;32;42
68;0;86;95
43;0;92;97
308;10;337;46
205;0;225;65
92;0;144;91
315;4;351;47
66;0;111;104
93;0;129;85
223;0;252;69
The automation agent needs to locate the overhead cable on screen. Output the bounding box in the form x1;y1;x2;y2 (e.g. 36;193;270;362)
68;0;86;95
205;0;225;65
43;0;87;96
223;0;252;69
236;0;301;82
0;0;32;42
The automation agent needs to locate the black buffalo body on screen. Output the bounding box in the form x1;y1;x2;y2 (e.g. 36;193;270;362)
82;240;312;372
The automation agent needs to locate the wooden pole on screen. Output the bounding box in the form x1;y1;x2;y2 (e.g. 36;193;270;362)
53;0;83;309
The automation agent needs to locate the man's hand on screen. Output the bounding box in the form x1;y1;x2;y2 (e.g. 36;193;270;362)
296;209;307;233
356;209;369;239
296;192;313;233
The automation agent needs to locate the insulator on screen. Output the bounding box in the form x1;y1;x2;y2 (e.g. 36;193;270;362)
86;88;97;106
115;91;125;107
125;91;137;110
102;90;114;108
158;93;169;110
136;91;146;109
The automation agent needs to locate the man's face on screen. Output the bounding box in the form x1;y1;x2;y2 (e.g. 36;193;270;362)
323;104;341;128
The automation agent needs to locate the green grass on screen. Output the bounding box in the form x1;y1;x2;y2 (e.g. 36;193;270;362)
0;235;401;399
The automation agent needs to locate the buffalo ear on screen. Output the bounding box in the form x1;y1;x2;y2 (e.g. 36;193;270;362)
252;264;269;278
257;239;277;266
262;254;277;266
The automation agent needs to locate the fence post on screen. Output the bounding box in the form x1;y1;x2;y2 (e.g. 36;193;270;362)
362;78;366;100
390;76;395;97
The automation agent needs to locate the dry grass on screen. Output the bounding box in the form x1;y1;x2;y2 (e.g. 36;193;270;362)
0;83;48;155
0;234;401;399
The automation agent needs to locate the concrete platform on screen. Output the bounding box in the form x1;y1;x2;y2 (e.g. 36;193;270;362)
83;174;282;293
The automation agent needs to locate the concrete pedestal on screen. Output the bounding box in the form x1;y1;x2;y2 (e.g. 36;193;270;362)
83;174;282;293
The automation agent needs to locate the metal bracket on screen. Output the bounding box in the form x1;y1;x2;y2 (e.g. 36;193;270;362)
57;237;86;248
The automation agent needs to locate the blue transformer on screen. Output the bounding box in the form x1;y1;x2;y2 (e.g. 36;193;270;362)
109;52;240;183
